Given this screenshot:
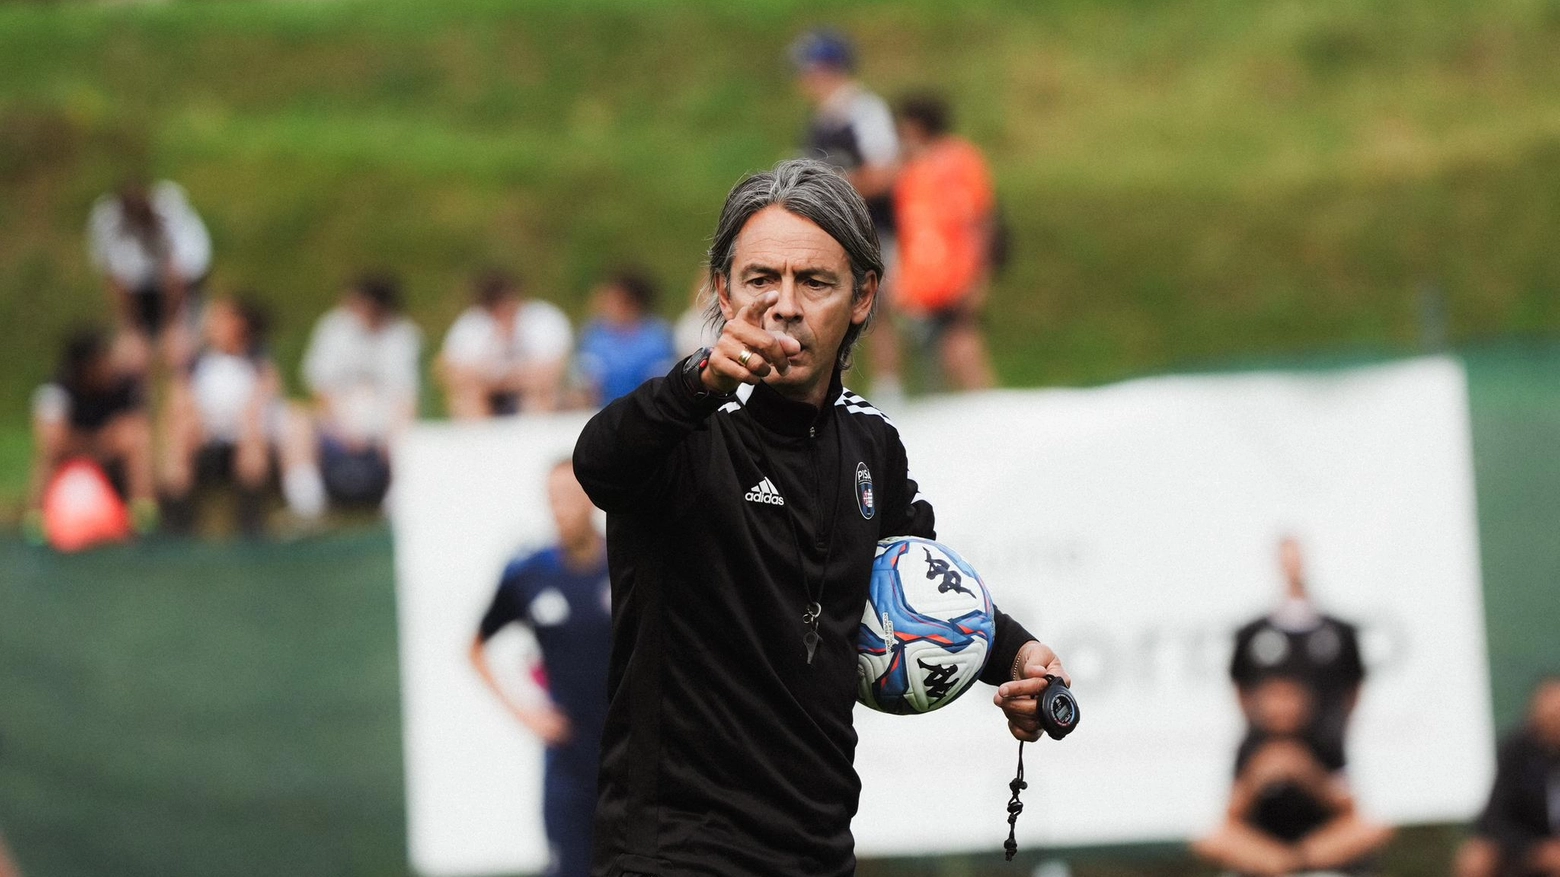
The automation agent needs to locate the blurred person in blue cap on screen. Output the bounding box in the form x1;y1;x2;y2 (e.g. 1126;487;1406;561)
573;269;676;408
1456;676;1560;877
470;459;611;877
790;27;906;403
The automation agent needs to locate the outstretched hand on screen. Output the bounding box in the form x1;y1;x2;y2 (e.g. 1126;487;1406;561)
993;641;1071;742
702;291;802;394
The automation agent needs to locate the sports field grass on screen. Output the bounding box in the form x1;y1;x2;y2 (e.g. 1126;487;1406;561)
5;0;1560;512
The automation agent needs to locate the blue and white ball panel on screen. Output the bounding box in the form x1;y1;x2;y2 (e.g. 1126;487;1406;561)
856;537;995;715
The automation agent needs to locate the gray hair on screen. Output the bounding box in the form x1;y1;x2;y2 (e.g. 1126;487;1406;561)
703;158;883;370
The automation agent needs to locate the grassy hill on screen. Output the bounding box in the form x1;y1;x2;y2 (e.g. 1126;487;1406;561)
4;0;1560;506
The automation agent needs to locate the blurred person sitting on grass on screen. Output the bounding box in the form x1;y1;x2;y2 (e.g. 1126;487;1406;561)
26;328;157;541
1193;676;1394;876
892;92;1000;392
1456;676;1560;877
437;268;572;418
290;273;421;512
86;179;212;374
469;459;611;877
572;269;676;408
160;296;320;536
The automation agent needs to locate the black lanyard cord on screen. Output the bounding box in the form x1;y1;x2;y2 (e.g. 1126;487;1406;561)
1004;741;1027;862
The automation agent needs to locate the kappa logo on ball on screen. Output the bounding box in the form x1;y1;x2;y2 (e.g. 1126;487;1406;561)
745;477;786;506
855;462;875;519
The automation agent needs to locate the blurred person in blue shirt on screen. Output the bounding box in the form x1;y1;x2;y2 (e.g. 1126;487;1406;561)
1457;676;1560;877
469;460;611;877
573;269;675;407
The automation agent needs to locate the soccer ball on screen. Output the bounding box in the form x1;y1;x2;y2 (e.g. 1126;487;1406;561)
856;536;995;714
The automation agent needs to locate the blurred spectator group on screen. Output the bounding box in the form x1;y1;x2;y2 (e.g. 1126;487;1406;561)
27;179;681;545
26;28;1007;548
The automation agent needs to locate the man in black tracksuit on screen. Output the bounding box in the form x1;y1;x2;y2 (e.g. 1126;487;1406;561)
574;159;1068;877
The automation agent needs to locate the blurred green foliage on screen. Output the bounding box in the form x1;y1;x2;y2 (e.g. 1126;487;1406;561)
4;0;1560;439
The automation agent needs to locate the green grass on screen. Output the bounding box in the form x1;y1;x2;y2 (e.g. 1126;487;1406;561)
6;0;1560;513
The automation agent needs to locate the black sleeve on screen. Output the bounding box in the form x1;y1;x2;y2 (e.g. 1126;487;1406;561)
882;426;935;539
1230;622;1258;688
573;355;730;513
981;607;1039;687
477;573;526;642
1335;620;1366;687
1475;732;1547;860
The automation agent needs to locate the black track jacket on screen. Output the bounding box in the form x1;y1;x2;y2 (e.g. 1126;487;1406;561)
573;357;1036;877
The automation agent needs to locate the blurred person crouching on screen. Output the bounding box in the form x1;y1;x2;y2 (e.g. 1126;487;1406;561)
160;296;309;536
288;273;421;513
26;328;157;542
86;179;212;373
1194;676;1393;875
437;268;572;418
1456;676;1560;877
893;92;998;392
572;269;675;408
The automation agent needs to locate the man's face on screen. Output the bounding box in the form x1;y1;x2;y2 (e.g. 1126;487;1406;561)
897;118;931;156
547;465;596;548
206;300;245;354
717;205;876;403
796;66;844;105
345;292;387;331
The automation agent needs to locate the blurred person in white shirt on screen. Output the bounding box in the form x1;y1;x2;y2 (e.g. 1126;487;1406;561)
437;268;571;418
86;179;212;371
161;296;299;535
288;273;421;510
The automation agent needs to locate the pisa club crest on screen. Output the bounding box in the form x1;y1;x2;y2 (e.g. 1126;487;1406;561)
855;462;875;519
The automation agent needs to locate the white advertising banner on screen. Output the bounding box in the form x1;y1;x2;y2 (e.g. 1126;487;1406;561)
392;356;1493;876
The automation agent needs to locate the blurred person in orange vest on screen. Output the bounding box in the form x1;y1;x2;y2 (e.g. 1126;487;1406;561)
1456;676;1560;877
892;92;998;392
25;328;157;544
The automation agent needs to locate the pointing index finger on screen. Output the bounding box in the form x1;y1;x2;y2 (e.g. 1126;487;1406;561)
736;291;779;327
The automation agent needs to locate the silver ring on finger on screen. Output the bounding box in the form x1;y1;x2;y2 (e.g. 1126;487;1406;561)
738;348;754;368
